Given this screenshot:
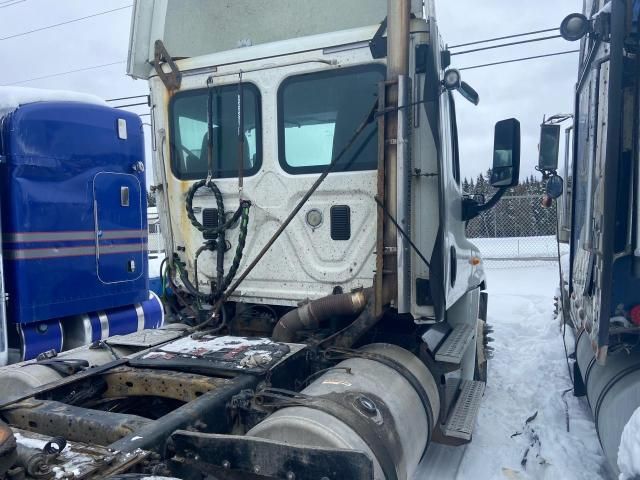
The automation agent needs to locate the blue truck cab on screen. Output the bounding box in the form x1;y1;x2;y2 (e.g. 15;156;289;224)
0;95;162;363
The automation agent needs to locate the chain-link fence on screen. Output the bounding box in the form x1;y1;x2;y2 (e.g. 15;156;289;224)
467;194;568;266
148;223;165;256
148;206;165;259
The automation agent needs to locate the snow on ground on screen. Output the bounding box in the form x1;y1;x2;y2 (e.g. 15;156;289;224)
148;254;165;279
618;406;640;479
417;264;612;480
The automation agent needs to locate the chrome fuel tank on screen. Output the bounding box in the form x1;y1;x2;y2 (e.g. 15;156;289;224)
248;343;440;480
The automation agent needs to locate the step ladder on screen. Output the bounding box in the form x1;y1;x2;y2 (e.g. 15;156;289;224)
434;323;475;364
442;380;485;441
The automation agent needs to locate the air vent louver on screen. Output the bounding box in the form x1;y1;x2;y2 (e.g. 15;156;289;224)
330;205;351;241
202;208;218;239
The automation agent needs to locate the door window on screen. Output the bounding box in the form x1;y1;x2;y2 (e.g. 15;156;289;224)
278;65;385;174
170;83;261;180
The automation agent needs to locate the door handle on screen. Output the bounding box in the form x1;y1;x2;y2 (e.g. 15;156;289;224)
450;246;457;287
121;186;130;207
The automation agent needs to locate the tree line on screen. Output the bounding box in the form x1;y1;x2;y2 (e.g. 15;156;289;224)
464;169;557;239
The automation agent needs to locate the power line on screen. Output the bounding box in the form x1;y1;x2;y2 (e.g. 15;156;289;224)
449;27;558;49
106;94;148;102
113;101;149;109
0;0;25;9
458;50;580;71
451;34;563;56
4;60;126;85
0;5;132;41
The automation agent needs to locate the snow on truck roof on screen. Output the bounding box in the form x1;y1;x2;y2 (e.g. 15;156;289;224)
0;86;106;112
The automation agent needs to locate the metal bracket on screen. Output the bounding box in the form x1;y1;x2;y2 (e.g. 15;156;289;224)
413;168;438;178
369;17;388;59
168;431;374;480
153;40;182;91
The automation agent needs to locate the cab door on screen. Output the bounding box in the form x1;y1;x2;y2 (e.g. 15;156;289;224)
439;92;475;308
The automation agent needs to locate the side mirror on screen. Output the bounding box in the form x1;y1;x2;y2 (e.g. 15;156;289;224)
546;175;564;199
560;13;591;41
442;69;480;106
490;118;521;188
538;124;561;171
459;81;479;106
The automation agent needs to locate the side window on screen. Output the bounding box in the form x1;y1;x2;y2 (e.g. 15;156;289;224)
169;83;261;180
448;92;461;185
278;65;385;174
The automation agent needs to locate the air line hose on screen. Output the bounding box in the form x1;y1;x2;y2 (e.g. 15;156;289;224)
180;178;251;302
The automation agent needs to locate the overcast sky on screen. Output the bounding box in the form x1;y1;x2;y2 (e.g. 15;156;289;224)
0;0;584;184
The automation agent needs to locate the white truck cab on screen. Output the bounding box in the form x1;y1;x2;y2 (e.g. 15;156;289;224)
128;0;516;323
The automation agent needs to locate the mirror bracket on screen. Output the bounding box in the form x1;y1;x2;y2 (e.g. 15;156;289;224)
463;187;507;222
535;165;558;180
441;69;480;105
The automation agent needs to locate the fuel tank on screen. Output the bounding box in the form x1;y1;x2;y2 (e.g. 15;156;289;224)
577;329;640;473
248;343;440;480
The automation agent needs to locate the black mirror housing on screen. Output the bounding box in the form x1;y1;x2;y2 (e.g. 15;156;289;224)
490;118;521;188
538;124;561;171
459;81;479;106
546;175;564;199
560;13;591;41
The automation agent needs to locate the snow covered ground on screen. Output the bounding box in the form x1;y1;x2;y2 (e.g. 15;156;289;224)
149;254;164;279
618;407;640;479
417;264;613;480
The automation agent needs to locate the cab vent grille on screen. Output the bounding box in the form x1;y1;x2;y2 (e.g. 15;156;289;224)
202;208;218;240
330;205;351;241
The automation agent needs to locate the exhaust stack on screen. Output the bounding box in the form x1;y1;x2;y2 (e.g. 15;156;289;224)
380;0;411;308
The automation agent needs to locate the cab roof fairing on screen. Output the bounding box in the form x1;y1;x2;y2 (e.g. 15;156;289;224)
127;0;427;80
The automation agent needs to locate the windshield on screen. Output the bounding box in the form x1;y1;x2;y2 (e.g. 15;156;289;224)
278;64;385;174
170;83;261;180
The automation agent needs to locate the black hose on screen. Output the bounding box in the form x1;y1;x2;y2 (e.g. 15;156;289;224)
194;240;218;295
220;202;251;294
185;179;245;237
181;174;251;304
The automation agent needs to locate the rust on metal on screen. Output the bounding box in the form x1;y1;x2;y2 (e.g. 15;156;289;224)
3;399;151;445
103;367;232;403
154;39;182;91
0;419;16;477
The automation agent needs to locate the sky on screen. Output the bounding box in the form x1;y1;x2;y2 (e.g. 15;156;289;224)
0;0;584;184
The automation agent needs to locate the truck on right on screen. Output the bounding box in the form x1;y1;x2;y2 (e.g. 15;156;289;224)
538;0;640;475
